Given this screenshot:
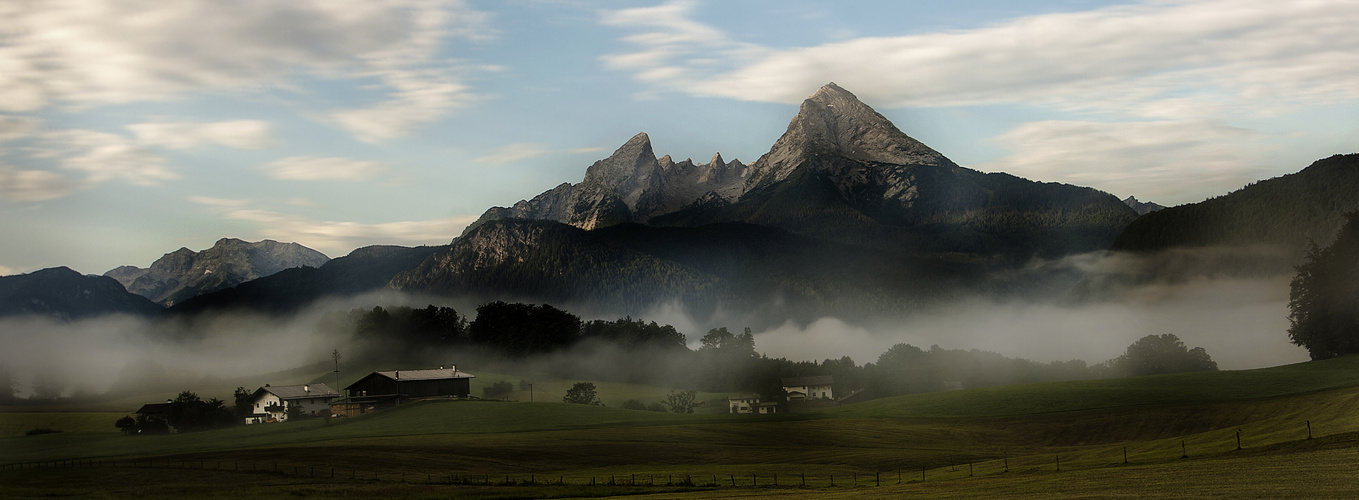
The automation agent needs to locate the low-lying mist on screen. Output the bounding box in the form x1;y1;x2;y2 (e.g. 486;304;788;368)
0;247;1311;405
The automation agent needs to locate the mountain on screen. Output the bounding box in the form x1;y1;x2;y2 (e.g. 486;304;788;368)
0;267;162;320
1112;154;1359;257
656;83;1137;256
474;83;1136;258
1123;196;1167;216
164;244;443;316
384;83;1142;318
105;238;330;306
465;133;749;234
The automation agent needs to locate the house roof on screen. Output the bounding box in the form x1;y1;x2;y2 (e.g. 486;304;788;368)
727;394;761;401
374;368;476;382
253;383;340;401
781;375;834;387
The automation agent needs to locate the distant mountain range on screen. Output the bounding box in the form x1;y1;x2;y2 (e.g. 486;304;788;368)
4;84;1357;322
0;267;161;319
105;238;329;306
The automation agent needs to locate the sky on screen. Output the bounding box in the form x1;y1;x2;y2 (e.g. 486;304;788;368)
1;0;1356;276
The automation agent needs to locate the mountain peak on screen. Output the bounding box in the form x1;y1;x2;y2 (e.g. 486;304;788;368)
746;83;953;190
583;132;657;189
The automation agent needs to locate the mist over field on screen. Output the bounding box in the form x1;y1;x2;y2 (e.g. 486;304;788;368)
0;244;1310;402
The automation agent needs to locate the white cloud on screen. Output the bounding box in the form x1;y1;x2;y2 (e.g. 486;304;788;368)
601;0;1359;117
0;115;39;142
0;165;81;202
205;206;473;256
262;156;387;181
599;0;766;97
186;195;253;208
43;130;177;186
980;120;1274;203
0;0;492;140
474;143;553;165
329;68;475;143
128;120;274;150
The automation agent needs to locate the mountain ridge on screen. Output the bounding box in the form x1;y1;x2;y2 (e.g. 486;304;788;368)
105;238;329;306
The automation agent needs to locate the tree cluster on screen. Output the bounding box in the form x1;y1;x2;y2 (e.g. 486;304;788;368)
1106;334;1217;376
115;390;237;435
1289;212;1359;359
562;382;602;406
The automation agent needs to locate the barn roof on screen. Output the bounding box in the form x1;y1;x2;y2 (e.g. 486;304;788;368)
781;375;834;387
254;383;340;400
374;368;475;381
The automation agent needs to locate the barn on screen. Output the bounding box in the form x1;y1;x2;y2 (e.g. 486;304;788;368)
331;366;475;417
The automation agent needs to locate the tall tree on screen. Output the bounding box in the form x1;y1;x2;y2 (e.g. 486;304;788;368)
1288;212;1359;360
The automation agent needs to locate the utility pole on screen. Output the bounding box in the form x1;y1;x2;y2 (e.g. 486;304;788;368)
332;349;342;395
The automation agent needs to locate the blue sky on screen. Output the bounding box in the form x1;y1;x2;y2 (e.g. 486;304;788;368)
1;0;1356;275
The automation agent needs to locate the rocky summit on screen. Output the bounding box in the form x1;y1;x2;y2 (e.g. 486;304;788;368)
466;133;749;233
105;238;329;306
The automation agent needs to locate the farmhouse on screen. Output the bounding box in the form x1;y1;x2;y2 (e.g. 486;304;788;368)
727;394;778;414
245;383;340;424
134;400;175;433
332;365;475;417
782;375;834;401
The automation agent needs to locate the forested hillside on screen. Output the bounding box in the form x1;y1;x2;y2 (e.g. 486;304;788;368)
1112;154;1359;256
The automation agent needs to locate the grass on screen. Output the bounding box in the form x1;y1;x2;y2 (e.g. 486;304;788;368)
9;356;1359;498
0;412;124;438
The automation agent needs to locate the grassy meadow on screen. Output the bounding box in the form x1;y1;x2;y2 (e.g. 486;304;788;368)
7;356;1359;498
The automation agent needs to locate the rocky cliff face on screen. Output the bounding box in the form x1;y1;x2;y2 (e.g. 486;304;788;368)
105;238;329;306
465;132;748;233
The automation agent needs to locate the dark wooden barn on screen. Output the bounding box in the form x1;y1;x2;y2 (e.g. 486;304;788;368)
332;366;475;417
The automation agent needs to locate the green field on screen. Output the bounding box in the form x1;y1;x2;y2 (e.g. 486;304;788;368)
7;357;1359;498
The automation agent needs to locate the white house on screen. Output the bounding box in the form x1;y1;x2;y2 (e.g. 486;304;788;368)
727;394;777;414
782;375;834;401
245;383;340;424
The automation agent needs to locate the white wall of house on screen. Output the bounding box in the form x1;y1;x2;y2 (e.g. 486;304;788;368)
728;397;758;414
248;392;333;423
783;384;833;400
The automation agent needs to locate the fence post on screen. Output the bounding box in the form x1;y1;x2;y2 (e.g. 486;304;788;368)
1307;420;1313;439
876;471;880;486
1123;446;1128;464
830;474;835;487
1236;429;1242;450
1056;455;1060;471
922;466;925;481
1181;440;1188;459
802;473;806;486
